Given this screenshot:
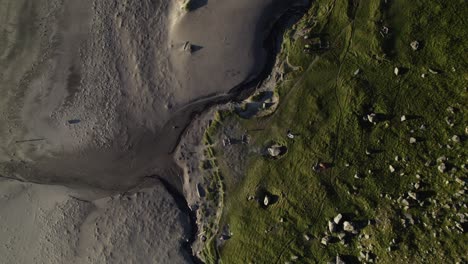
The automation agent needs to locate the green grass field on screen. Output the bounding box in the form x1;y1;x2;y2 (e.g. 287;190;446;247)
201;0;467;263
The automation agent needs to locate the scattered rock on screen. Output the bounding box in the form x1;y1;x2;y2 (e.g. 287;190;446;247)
408;191;418;200
336;255;346;264
401;115;407;122
389;165;396;173
333;214;343;224
401;199;409;206
394;67;400;76
428;68;439;74
268;146;281;157
263;195;270;206
437;156;447;163
337;232;346;240
266;144;287;158
367;113;377;124
409;137;417;144
446;106;455;114
343;221;356;233
410;40;420;51
321;235;330;246
452;135;460;143
438;163;447;173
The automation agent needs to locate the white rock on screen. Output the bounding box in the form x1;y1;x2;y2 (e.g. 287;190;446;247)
438;163;446;173
343;221;355;232
410;137;417;144
333;214;343;224
394;67;400;76
401;115;407;122
410;41;420;51
389;165;396;173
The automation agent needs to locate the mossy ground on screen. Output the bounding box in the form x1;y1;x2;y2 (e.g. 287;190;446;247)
202;0;467;263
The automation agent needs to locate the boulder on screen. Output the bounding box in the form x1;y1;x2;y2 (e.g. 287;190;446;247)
263;195;270;206
394;67;400;76
389;165;396;173
410;137;417;144
401;115;407;122
452;135;460;143
267;147;281;157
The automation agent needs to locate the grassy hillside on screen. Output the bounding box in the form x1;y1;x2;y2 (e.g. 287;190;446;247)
202;0;467;263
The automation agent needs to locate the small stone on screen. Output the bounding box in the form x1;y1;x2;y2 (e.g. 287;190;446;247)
354;69;360;76
421;73;426;78
303;234;310;241
343;221;356;232
410;40;420;51
409;137;417;144
401;115;407;122
438;163;446;173
452;135;460;143
408;191;418;200
436;156;447;163
338;232;346;240
264;195;270;206
183;41;193;53
291;255;298;261
395;155;400;161
394;67;400;76
428;68;439;74
367;113;377;124
389;165;396;173
336;255;346;264
333;214;343;224
321;236;330;246
401;199;409;206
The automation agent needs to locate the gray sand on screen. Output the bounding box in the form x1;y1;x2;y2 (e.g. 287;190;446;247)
0;0;302;190
0;179;191;264
0;0;306;262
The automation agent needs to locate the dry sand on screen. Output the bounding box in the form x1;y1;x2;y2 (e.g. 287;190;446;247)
0;0;308;262
0;179;191;264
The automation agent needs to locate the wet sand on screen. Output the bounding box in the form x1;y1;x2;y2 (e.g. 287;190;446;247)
0;0;308;262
